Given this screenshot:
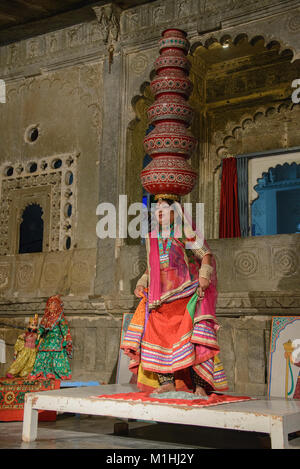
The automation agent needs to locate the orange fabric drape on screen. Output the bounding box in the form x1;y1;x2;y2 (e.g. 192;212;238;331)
219;157;241;238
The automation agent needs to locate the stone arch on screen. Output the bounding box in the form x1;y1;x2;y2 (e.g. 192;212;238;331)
188;28;300;161
125;81;154;222
190;31;297;62
19;202;44;254
215;102;300;162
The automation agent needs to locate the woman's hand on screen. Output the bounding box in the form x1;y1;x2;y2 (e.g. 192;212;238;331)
197;276;210;297
134;285;144;298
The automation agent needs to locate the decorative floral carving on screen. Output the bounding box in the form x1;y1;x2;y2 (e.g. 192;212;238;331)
234;251;258;277
288;12;300;32
274;249;298;276
71;261;89;284
0;264;9;288
43;262;60;284
17;263;34;287
130;54;149;76
132;258;147;278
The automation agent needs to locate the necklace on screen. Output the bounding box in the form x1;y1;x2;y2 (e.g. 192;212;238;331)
158;226;174;267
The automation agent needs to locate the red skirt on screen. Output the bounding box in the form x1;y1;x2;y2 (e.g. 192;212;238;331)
141;296;195;374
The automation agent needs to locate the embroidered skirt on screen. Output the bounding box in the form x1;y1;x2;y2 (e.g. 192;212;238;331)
122;294;228;392
29;350;72;381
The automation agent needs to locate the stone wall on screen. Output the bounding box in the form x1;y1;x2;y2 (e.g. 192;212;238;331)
218;316;271;395
0;63;102;254
0;249;96;299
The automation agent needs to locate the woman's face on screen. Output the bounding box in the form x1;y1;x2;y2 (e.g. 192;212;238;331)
155;199;175;227
47;302;58;313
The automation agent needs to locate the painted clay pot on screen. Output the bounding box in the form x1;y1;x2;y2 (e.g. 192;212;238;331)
159;29;190;55
154;55;190;74
141;156;197;197
143;122;197;158
147;94;193;125
141;28;197;198
150;74;193;99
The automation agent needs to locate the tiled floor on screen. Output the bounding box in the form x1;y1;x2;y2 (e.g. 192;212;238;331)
0;413;272;449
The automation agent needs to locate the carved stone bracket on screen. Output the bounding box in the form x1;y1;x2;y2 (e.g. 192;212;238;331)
92;3;121;73
92;3;121;44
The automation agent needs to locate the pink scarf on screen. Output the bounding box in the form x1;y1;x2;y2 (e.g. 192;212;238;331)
148;203;217;319
148;233;161;306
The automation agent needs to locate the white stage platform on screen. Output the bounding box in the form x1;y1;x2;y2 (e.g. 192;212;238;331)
22;384;300;449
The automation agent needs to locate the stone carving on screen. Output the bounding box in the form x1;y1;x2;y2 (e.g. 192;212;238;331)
153;5;166;26
120;0;287;39
43;262;60;285
89;22;102;43
16;263;34;287
234;251;259;277
71;261;89;285
26;39;41;60
214;102;300;164
274;249;298;276
288;11;300;32
46;33;59;54
66;26;83;48
0;264;9;288
177;0;190;18
130;54;149;75
92;3;121;44
0;0;298;78
6;44;19;67
132;258;147;278
0;153;77;255
216;293;300;311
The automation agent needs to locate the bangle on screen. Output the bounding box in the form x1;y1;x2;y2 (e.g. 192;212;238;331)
199;264;213;281
136;273;148;288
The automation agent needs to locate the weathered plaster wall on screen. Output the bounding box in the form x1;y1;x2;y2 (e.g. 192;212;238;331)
0;63;102;252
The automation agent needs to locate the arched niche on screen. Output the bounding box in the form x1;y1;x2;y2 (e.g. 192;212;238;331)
190;34;300;238
19;203;44;254
6;186;51;255
213;104;300;237
125;83;154;210
125;31;300;239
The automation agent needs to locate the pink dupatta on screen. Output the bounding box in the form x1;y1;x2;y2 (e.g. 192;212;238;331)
147;202;218;321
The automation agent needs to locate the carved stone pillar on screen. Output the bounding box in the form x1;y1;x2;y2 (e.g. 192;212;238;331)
93;11;122;297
